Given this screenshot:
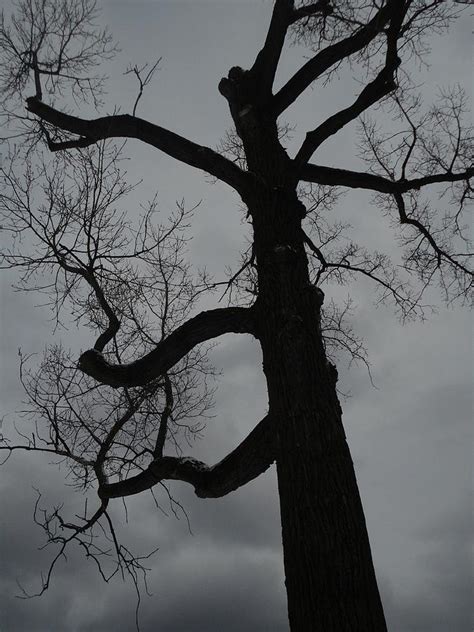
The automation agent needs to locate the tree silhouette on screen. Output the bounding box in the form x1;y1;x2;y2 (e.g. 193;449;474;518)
0;1;472;630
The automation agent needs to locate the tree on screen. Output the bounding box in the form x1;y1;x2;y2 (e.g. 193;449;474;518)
0;1;472;630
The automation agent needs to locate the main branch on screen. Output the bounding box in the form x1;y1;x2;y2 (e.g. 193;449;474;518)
26;97;252;195
300;163;474;194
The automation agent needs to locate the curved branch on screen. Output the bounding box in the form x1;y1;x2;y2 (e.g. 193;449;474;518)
100;414;275;500
86;274;120;352
48;245;120;353
26;97;252;195
79;306;255;387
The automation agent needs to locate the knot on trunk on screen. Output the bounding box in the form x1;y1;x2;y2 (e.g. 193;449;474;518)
271;186;307;218
304;284;324;307
273;243;298;257
218;66;250;103
326;360;338;385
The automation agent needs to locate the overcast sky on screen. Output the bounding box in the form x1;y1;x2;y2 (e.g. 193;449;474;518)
0;1;472;631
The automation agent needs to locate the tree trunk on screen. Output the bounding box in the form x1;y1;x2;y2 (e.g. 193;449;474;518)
251;187;387;631
219;64;387;629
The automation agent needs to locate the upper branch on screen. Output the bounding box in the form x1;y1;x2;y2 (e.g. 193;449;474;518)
250;0;332;100
272;0;400;117
295;65;398;164
250;0;294;99
295;2;407;164
100;414;275;500
25;97;252;196
79;306;255;387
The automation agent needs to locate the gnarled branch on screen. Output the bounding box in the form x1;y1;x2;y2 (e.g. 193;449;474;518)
100;414;275;499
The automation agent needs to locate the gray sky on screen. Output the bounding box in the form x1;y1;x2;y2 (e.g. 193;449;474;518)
0;2;472;631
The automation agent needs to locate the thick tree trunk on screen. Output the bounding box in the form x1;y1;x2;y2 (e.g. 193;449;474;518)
276;424;387;631
251;188;387;631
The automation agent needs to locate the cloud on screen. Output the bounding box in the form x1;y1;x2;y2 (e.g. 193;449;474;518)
383;504;473;632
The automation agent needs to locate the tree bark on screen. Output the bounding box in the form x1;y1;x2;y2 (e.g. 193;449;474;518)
250;184;387;630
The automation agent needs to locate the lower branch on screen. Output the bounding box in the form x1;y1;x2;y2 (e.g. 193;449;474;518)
100;414;275;499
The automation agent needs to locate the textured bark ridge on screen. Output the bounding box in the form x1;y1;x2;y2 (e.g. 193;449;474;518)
251;195;387;630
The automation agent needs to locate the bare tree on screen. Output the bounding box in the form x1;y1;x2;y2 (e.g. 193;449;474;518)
0;1;472;630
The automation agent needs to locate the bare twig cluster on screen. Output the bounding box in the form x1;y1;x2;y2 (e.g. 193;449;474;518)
0;141;216;609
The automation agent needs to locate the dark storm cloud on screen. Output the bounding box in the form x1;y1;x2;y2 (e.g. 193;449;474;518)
342;307;472;632
1;497;104;632
1;460;288;631
79;535;287;632
383;504;472;632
